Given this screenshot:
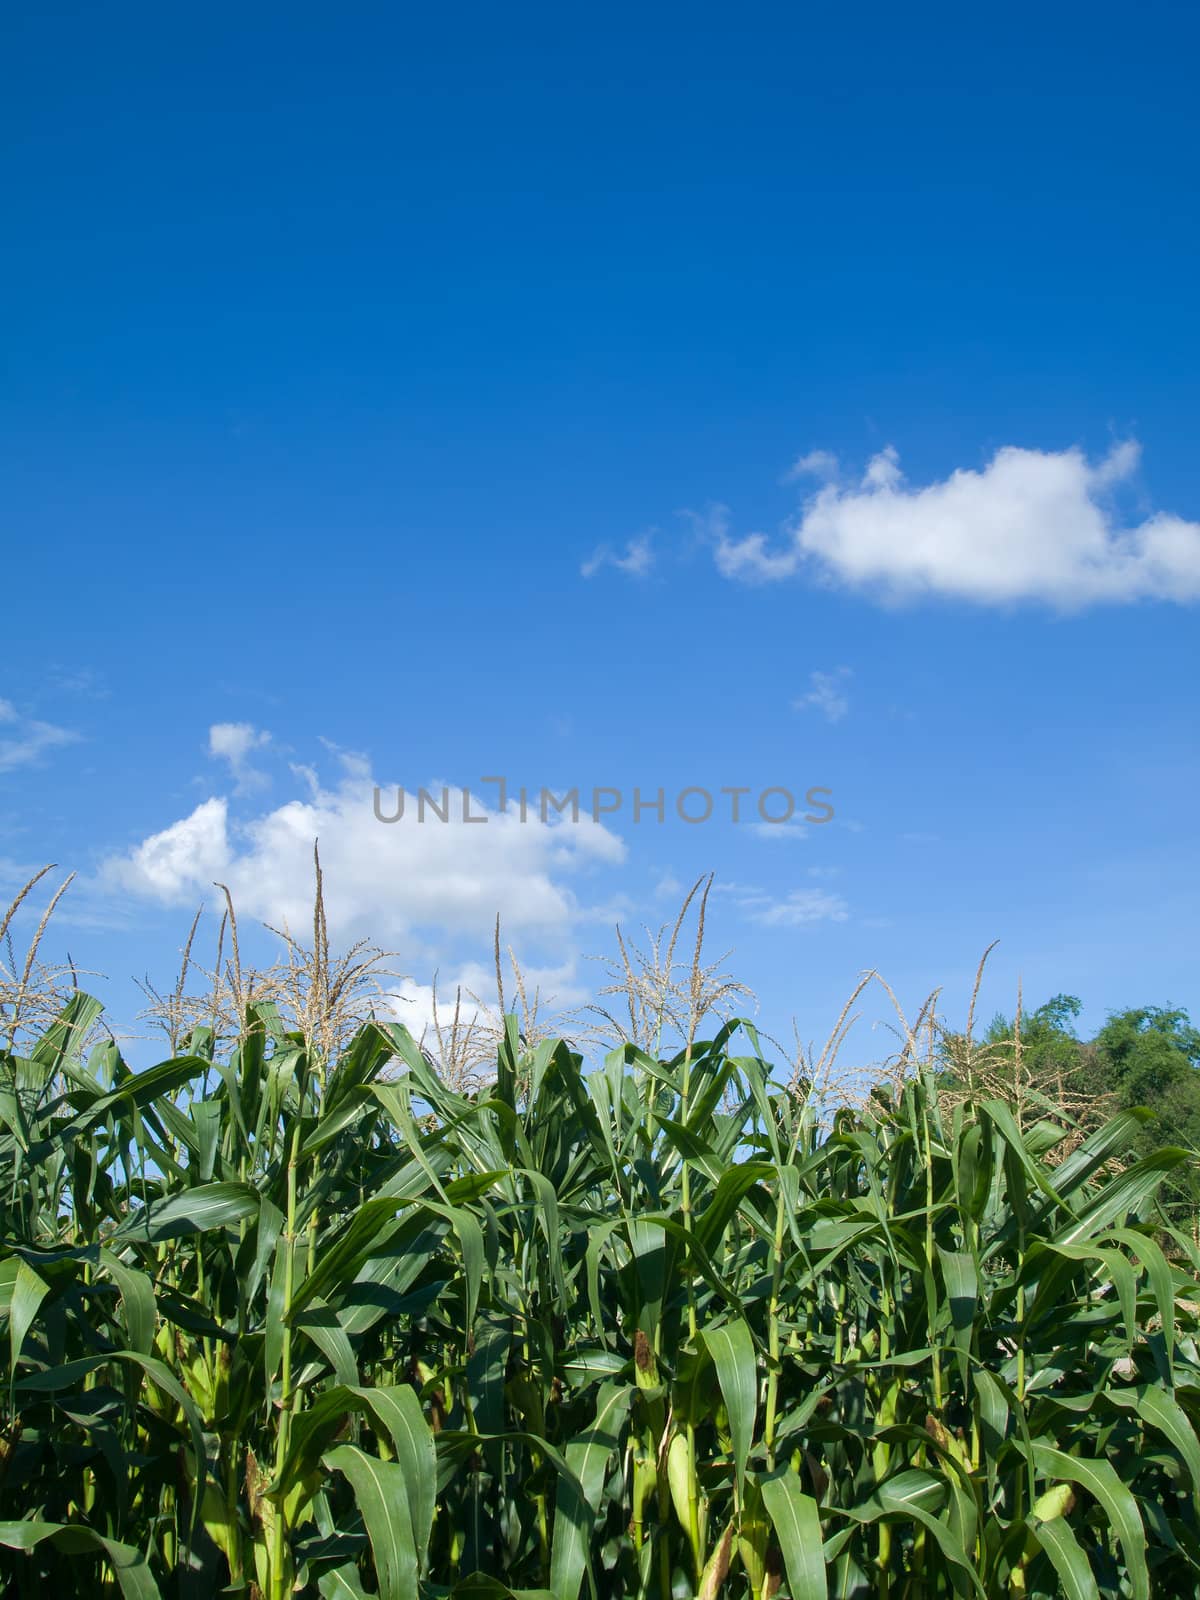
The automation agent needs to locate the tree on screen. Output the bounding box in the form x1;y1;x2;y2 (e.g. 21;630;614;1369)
1092;1007;1200;1223
940;992;1108;1142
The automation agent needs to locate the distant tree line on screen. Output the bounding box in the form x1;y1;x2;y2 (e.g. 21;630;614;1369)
941;993;1200;1225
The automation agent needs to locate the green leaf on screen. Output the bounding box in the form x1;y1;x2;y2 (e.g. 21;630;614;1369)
30;993;105;1078
114;1180;259;1240
69;1053;213;1132
15;1350;207;1534
360;1384;437;1573
1105;1226;1178;1384
0;1519;161;1599
759;1468;827;1600
287;1197;415;1318
1055;1150;1188;1246
1025;1514;1101;1600
1029;1445;1149;1600
317;1563;371;1598
323;1445;418;1600
1113;1385;1200;1501
841;1471;985;1598
548;1382;633;1600
8;1260;49;1377
1052;1110;1151;1199
936;1246;978;1385
99;1250;156;1355
452;1576;555;1600
295;1297;358;1387
702;1318;758;1501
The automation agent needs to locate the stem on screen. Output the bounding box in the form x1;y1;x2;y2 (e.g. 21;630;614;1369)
268;1117;302;1600
921;1085;944;1412
764;1185;787;1470
1016;1214;1027;1403
677;1038;703;1579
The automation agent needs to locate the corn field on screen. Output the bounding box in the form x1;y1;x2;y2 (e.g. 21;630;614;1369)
2;985;1200;1599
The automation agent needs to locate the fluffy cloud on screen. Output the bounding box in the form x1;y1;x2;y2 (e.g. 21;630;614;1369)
581;533;655;580
103;768;626;947
714;441;1200;607
388;955;588;1047
0;698;79;773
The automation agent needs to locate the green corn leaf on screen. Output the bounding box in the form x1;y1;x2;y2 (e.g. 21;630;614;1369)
317;1563;371;1598
8;1259;49;1377
15;1349;207;1532
1029;1445;1149;1600
1105;1225;1178;1383
1109;1385;1200;1500
759;1468;827;1600
451;1576;555;1600
360;1383;437;1571
1025;1513;1101;1600
0;1519;161;1600
323;1445;418;1600
842;1470;986;1598
1052;1110;1152;1199
295;1297;358;1386
548;1381;633;1600
29;993;105;1079
702;1318;758;1500
1055;1150;1189;1246
68;1053;213;1131
1034;1242;1139;1355
98;1249;156;1355
936;1246;978;1385
114;1180;259;1240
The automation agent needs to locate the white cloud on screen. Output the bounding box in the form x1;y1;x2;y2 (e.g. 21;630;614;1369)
208;722;271;791
714;440;1200;608
782;449;839;484
581;532;655;580
388;955;587;1048
103;770;626;948
0;698;79;774
794;667;852;723
712;879;847;923
736;886;849;927
47;666;108;698
110;797;231;899
386;975;488;1048
750;816;808;841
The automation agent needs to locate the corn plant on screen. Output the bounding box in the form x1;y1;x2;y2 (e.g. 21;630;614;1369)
2;981;1199;1599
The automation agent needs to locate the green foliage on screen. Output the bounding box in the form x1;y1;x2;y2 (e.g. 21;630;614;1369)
2;997;1200;1598
966;997;1200;1223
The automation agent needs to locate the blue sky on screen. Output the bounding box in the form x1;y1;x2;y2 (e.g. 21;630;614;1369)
3;1;1198;1061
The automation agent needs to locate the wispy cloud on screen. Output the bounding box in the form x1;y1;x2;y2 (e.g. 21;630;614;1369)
781;449;839;484
794;667;852;723
208;722;272;792
581;532;655;580
713;440;1200;608
47;666;109;698
0;698;79;774
734;885;849;927
750;816;808;841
